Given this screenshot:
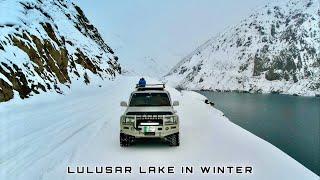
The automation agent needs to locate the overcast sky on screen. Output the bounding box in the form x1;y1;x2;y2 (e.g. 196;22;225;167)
75;0;269;68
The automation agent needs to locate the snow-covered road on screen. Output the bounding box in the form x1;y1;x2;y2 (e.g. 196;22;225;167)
0;76;318;180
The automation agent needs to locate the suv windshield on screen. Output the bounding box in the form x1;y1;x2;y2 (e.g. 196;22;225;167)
129;93;171;106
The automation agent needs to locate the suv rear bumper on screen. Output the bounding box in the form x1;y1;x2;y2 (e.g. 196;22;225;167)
120;124;179;138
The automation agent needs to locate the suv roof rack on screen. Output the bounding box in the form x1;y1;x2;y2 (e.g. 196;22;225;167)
136;84;166;91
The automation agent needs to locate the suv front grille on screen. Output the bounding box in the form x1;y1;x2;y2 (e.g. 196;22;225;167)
136;115;163;127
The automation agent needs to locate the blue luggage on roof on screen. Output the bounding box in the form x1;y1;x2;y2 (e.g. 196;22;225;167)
138;78;146;87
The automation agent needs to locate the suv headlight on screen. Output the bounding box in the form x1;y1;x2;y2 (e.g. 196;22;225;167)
124;116;135;124
164;116;178;125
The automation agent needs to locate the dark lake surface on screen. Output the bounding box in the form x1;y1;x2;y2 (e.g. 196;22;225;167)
198;91;320;175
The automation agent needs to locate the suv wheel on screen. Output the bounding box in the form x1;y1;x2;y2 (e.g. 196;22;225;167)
120;133;133;147
168;133;179;146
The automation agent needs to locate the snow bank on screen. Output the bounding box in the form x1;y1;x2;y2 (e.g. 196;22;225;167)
0;76;318;180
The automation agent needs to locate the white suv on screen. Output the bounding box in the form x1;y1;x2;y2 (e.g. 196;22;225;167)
120;84;180;147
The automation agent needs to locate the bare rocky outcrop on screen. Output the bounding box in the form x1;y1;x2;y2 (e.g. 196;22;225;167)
0;0;121;102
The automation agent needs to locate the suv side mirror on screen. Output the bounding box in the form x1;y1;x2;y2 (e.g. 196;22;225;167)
120;101;128;107
173;101;179;106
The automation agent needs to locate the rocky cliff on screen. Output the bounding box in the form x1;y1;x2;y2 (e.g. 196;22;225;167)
0;0;121;102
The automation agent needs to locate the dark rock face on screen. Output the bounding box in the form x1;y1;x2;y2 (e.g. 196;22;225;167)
0;0;121;102
0;61;32;100
0;78;14;102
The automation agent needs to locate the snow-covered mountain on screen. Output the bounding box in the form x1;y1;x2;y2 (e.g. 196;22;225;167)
122;56;170;78
0;0;121;102
164;0;320;96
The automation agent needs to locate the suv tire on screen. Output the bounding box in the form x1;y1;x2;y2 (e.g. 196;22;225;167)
168;133;180;146
120;133;133;147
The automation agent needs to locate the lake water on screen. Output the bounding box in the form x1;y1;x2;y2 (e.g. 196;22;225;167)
198;91;320;175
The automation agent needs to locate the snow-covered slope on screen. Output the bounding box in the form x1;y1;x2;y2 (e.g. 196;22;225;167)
0;0;121;102
164;0;320;96
122;56;170;78
0;76;318;180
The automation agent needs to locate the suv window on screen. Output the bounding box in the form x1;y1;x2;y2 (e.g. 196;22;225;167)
129;93;171;106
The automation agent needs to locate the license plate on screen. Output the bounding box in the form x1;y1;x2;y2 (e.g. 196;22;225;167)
143;126;156;132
